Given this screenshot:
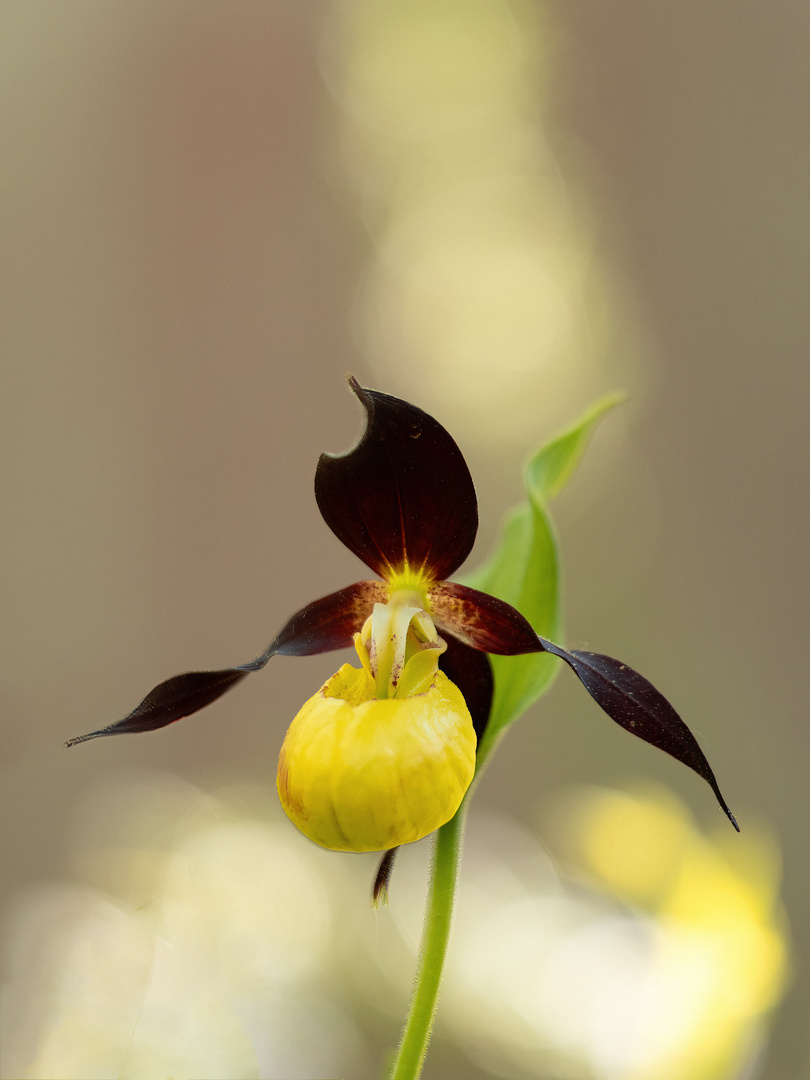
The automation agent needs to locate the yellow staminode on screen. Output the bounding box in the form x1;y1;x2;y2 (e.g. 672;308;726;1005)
277;600;476;853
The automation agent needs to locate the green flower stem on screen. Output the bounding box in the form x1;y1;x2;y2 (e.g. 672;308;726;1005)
386;804;467;1080
384;735;504;1080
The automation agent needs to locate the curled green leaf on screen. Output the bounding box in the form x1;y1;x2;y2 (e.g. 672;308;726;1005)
468;394;623;759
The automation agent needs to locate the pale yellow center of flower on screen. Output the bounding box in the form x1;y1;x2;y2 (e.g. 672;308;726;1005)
354;590;445;700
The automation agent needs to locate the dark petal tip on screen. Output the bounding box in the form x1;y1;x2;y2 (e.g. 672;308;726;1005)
539;637;739;831
65;668;248;746
372;847;399;906
315;379;478;581
67;581;386;747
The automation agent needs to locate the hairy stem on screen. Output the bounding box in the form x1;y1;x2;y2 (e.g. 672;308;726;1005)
386;805;467;1080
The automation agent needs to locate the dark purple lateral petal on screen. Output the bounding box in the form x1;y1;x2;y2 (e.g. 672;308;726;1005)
238;580;386;669
65;668;248;746
429;582;546;657
66;581;385;747
439;633;494;743
538;637;739;831
315;377;478;581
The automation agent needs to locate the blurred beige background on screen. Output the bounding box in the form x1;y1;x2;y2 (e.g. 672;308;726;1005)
1;3;807;1078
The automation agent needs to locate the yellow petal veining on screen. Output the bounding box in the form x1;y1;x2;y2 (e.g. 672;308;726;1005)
277;664;475;852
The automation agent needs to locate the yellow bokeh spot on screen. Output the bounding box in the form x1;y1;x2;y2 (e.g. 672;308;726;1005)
555;784;790;1080
566;786;693;906
325;0;629;445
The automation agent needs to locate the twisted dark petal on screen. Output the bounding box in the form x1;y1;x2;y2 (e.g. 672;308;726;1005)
315;377;478;581
66;581;384;747
429;582;545;656
372;847;399;906
439;633;494;742
238;581;387;669
65;669;248;746
538;637;739;830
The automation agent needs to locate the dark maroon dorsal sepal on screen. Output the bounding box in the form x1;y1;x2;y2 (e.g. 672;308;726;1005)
314;377;479;582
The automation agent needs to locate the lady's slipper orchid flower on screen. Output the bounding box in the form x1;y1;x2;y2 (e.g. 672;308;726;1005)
67;378;738;857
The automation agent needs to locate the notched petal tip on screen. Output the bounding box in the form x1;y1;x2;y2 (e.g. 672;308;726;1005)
65;668;248;746
315;379;478;581
539;637;739;830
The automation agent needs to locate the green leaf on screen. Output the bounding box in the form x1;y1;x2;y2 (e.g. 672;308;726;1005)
466;393;624;763
525;392;626;503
